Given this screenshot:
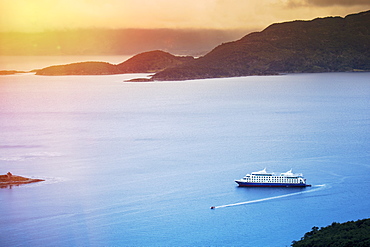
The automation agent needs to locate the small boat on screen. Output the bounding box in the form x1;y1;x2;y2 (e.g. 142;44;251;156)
235;168;311;187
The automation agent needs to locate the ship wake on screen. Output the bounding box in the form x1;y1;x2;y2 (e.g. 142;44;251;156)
211;184;326;209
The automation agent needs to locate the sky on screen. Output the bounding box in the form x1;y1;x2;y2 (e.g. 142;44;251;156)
0;0;369;32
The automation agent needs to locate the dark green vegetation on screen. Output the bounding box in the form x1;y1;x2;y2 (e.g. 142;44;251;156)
292;218;370;247
35;50;194;75
153;10;370;81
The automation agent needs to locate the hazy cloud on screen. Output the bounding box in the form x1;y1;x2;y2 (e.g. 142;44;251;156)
1;0;369;32
286;0;370;7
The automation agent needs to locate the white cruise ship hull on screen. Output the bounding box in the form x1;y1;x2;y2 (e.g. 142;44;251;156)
235;181;311;187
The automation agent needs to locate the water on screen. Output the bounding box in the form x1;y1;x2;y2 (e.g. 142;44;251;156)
1;64;370;246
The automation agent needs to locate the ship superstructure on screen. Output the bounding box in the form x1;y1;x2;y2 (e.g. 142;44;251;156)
235;168;310;187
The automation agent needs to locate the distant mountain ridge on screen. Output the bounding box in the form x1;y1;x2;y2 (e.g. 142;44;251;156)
152;10;370;81
0;29;247;56
35;51;194;75
26;10;370;79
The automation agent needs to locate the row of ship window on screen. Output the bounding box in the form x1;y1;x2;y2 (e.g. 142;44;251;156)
250;178;297;179
247;178;299;182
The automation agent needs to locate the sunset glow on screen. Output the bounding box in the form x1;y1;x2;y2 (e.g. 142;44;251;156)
1;0;369;32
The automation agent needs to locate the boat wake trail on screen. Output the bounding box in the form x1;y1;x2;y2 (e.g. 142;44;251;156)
211;184;326;209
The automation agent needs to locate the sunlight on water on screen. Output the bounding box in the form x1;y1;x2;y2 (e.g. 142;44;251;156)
0;69;369;246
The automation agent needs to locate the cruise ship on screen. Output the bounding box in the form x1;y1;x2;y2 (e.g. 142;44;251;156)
235;168;311;187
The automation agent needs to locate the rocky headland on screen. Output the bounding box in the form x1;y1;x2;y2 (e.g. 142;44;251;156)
152;10;370;81
0;172;44;188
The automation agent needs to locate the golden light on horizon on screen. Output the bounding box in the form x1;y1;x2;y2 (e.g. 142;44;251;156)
1;0;369;32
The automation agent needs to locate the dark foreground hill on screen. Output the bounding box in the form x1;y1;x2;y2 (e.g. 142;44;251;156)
35;50;194;75
152;10;370;81
292;218;370;247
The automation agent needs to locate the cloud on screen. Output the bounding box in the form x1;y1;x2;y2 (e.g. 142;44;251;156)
1;0;369;32
286;0;370;7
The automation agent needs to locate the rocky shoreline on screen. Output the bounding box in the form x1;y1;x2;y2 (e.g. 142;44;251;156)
0;172;44;188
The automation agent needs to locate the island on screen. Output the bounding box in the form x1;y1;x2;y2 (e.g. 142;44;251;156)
0;172;44;188
35;50;194;76
0;70;28;75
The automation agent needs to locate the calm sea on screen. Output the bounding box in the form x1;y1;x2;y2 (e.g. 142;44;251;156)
1;57;369;246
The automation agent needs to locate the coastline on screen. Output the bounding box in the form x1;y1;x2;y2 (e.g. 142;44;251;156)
1;67;368;82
